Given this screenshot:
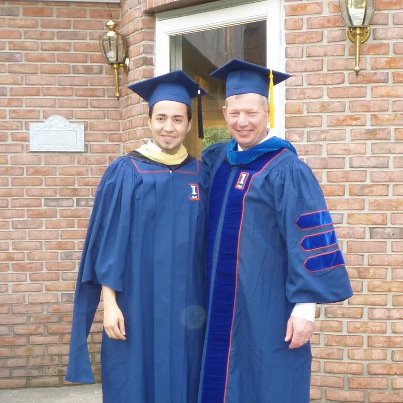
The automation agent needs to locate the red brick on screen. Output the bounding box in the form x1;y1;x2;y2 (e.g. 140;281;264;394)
286;116;322;128
348;267;388;280
285;3;323;16
324;362;364;375
368;363;403;375
285;18;303;30
13;325;45;335
327;143;366;155
0;336;28;346
44;282;75;292
391;214;403;225
350;156;390;168
327;198;364;210
312;348;344;360
392;350;403;362
368;391;403;403
368;281;403;293
11;305;42;314
349;184;389;196
327;170;367;182
311;375;343;388
347;321;387;334
12;283;43;293
325;389;365;402
371;171;402;182
325;306;363;319
369;254;403;266
372;114;403;126
306;101;346;113
348;377;388;389
373;85;403;98
310;387;322;401
29;335;61;345
324;335;364;347
306;44;345;57
348;348;387;361
328;86;367;98
350;100;389;112
30;377;62;388
391;322;403;334
0;379;27;388
369;308;403;320
349;294;387;306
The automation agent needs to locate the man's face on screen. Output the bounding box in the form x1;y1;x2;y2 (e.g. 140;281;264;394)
223;93;268;150
148;100;191;154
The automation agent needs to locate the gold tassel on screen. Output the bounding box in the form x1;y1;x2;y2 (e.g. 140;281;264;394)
269;69;274;129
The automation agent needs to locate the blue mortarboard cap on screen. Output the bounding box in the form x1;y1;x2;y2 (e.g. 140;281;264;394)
210;58;290;98
128;70;207;108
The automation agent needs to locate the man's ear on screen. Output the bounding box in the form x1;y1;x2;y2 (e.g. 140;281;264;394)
222;106;228;122
147;116;152;130
186;119;192;135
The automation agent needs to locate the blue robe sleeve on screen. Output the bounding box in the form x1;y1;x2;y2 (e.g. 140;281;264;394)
65;157;137;383
80;157;137;291
271;154;353;304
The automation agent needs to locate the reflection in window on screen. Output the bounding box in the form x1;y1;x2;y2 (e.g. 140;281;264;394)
170;21;266;153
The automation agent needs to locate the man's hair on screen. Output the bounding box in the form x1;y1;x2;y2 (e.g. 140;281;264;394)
148;104;192;121
224;93;268;110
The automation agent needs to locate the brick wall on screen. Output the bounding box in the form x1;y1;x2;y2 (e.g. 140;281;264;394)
0;0;122;388
284;1;403;402
0;0;402;400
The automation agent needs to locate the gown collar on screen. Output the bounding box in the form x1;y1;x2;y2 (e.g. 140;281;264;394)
226;135;297;166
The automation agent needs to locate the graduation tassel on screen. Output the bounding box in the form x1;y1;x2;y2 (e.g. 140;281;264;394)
197;88;204;139
269;69;274;129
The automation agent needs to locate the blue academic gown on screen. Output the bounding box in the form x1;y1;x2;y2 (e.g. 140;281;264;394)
198;140;353;403
66;153;207;403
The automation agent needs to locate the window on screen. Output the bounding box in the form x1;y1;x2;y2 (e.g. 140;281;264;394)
155;0;285;155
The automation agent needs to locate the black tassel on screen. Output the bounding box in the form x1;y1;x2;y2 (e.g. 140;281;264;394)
197;89;204;139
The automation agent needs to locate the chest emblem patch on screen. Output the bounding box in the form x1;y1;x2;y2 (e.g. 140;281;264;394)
235;172;249;190
189;183;200;200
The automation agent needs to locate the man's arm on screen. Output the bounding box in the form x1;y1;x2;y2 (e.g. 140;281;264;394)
102;285;126;340
285;303;316;349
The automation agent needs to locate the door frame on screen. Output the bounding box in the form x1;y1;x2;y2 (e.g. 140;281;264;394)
155;0;287;137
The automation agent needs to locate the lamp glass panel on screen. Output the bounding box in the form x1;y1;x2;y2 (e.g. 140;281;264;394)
362;0;375;25
340;0;374;27
115;34;128;64
100;33;127;64
348;0;366;26
100;35;118;63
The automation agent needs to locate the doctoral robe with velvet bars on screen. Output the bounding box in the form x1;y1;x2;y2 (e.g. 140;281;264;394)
66;153;207;403
198;143;352;403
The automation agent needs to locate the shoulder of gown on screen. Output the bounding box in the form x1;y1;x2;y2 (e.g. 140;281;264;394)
265;151;353;304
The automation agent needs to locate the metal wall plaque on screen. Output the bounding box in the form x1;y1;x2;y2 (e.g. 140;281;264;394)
29;115;84;152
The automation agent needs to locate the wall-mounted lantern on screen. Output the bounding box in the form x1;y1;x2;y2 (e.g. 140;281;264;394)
99;19;129;99
339;0;375;75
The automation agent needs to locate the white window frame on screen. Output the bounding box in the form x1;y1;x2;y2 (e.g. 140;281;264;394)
20;0;120;3
155;0;287;137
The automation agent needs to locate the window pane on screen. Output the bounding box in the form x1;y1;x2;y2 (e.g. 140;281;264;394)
170;21;266;153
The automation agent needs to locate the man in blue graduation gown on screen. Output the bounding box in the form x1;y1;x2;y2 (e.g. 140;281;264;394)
198;59;353;403
66;71;208;403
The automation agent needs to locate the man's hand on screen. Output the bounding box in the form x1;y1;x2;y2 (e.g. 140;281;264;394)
102;285;126;341
285;316;313;349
